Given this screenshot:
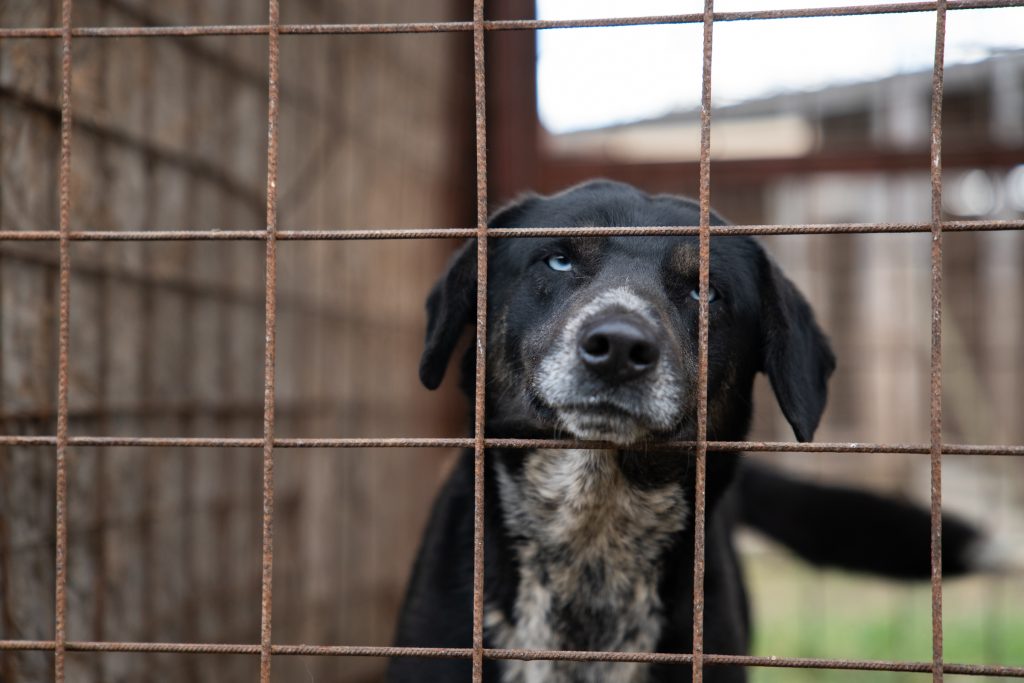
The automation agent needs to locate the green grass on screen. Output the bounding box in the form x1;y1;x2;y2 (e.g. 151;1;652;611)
742;551;1024;683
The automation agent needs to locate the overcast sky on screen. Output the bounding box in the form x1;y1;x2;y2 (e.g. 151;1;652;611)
537;0;1024;133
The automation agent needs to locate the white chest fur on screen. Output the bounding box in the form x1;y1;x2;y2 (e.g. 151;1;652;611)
489;449;689;683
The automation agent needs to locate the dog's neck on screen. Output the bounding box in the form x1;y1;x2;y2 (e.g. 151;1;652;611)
496;448;690;566
488;448;689;683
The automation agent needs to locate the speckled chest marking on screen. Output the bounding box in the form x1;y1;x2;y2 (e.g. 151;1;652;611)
489;449;689;683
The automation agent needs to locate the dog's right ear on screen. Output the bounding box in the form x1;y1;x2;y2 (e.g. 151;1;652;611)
419;194;541;390
420;239;477;390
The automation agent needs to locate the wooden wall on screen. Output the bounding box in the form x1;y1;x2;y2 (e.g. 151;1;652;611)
1;1;474;681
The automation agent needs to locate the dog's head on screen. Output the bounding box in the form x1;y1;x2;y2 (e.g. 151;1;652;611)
420;180;835;445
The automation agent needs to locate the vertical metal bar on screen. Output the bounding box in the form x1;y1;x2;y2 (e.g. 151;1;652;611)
928;2;948;682
54;0;74;681
471;0;489;680
692;1;715;682
259;0;282;680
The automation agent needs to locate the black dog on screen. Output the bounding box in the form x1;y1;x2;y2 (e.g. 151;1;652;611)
389;180;991;683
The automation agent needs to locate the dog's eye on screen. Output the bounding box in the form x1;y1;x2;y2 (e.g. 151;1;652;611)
689;286;719;303
546;254;573;272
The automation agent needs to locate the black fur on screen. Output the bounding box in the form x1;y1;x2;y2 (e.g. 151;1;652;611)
391;180;984;683
736;462;982;577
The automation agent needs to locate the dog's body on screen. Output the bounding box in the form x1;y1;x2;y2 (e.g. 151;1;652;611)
389;181;987;683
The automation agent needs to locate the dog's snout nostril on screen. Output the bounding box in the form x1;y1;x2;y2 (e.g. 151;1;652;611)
629;339;659;368
581;332;611;359
578;316;660;383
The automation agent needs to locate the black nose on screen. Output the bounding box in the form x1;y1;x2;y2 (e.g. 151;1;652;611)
578;315;660;383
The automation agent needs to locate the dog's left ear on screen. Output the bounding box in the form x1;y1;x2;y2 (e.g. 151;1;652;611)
758;252;837;442
419;239;477;390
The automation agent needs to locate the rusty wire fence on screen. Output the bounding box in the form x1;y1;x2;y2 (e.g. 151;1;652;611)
2;1;1024;682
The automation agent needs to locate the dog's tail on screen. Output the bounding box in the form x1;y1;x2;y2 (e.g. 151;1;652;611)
735;460;1015;578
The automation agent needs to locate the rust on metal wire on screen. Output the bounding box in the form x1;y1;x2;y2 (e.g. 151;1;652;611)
53;1;74;682
258;1;282;681
2;219;1023;243
928;2;949;681
0;435;1022;456
692;0;716;681
471;1;489;681
2;639;1024;677
1;0;1022;39
487;220;1024;237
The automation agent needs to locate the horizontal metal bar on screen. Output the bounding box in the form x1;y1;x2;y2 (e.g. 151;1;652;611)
485;649;1024;677
489;439;1024;456
1;0;1020;39
0;23;473;38
0;229;475;241
280;229;475;240
0;640;468;658
0;220;1021;242
272;438;473;449
488;220;1024;237
0;641;1020;676
0;25;268;38
490;0;1024;29
0;435;1020;455
0;436;474;448
710;441;1024;456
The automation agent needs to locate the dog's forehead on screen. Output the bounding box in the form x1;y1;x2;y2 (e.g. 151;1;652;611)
669;242;700;276
568;236;604;262
599;236;708;276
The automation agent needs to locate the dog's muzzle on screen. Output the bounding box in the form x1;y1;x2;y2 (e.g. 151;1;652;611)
534;287;682;444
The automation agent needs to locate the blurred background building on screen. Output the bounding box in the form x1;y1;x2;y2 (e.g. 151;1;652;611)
1;1;1022;682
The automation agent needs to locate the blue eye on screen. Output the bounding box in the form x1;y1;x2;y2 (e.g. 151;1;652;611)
689;286;719;302
546;254;573;272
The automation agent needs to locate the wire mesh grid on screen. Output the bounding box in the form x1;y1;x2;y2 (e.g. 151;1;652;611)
1;0;1023;681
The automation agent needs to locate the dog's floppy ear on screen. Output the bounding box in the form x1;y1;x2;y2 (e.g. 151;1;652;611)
420;239;477;390
419;194;541;390
759;252;836;442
